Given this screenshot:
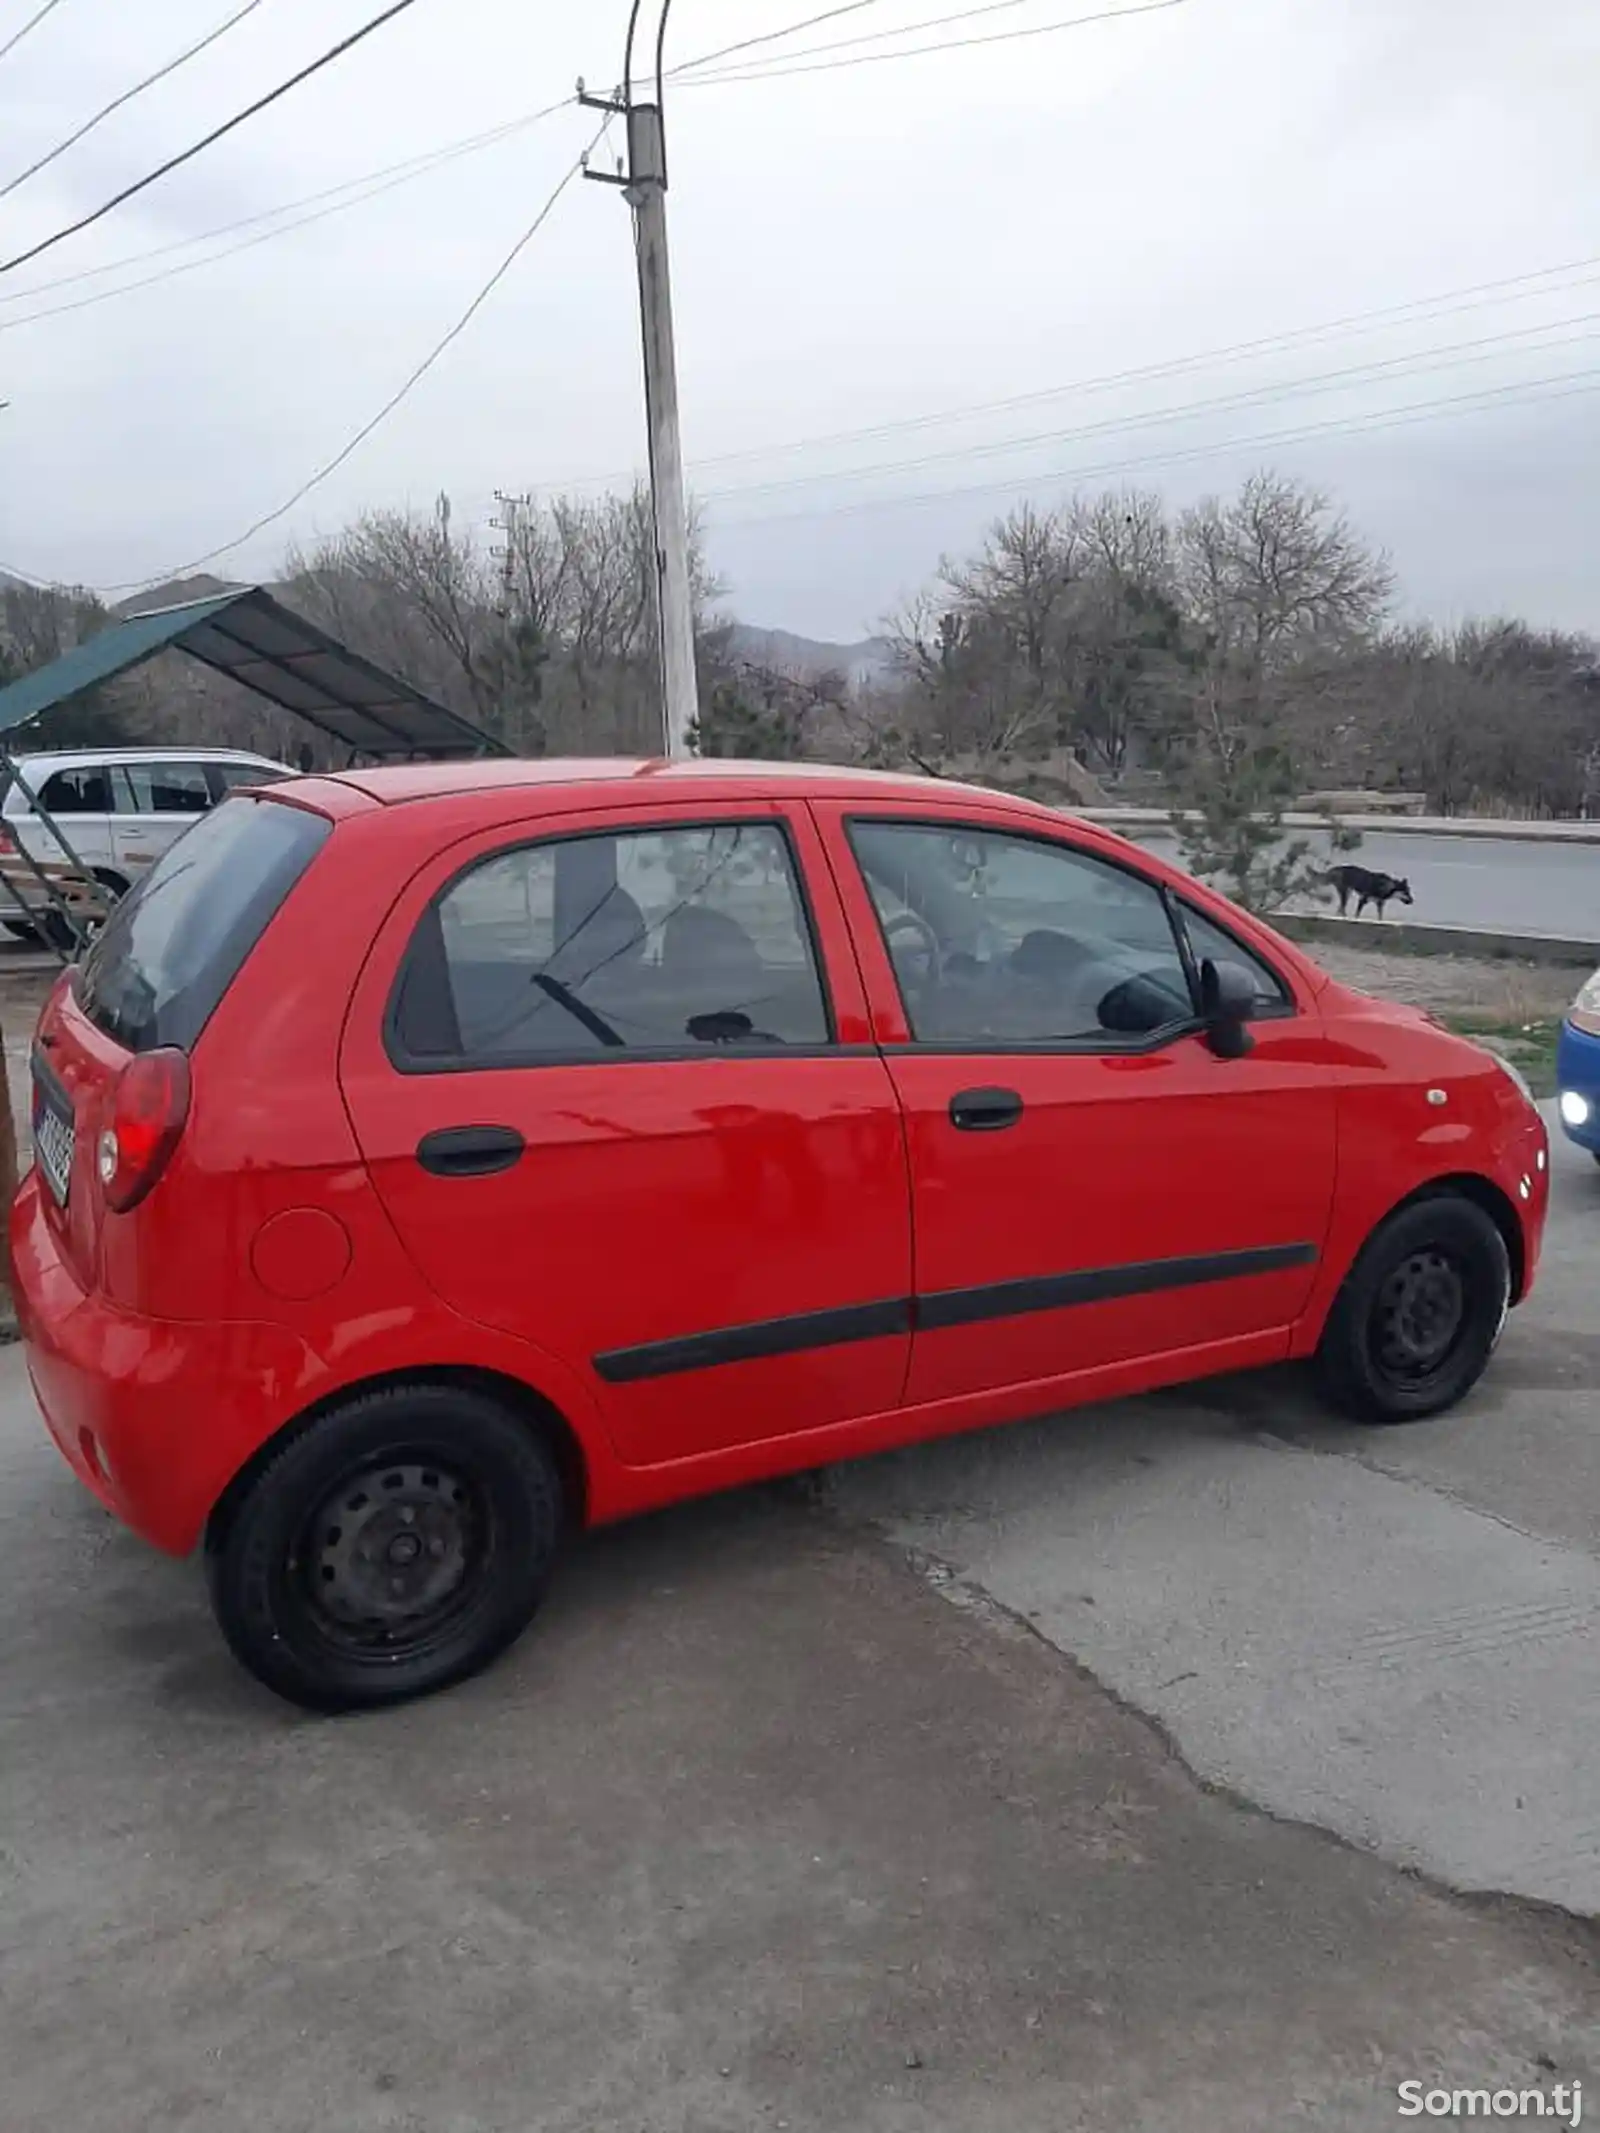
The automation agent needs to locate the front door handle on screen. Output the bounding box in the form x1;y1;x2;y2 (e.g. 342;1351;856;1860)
949;1086;1024;1132
417;1125;525;1178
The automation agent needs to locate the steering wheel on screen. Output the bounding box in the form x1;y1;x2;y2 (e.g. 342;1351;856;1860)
882;910;941;991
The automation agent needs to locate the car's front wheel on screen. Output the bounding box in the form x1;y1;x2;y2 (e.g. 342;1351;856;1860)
206;1384;564;1712
1315;1195;1511;1425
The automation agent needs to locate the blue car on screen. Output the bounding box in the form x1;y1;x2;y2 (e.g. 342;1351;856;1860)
1556;969;1600;1160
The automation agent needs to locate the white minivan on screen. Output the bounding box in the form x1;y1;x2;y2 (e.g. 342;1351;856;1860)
0;747;294;939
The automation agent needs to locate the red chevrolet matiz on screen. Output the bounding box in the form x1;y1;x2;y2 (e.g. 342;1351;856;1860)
12;761;1549;1709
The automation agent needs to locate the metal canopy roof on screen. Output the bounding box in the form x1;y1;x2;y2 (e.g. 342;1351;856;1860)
0;586;509;760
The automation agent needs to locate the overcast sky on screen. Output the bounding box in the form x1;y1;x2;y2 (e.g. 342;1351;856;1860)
1;0;1597;642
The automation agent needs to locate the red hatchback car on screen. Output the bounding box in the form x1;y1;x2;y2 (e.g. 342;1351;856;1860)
13;760;1548;1709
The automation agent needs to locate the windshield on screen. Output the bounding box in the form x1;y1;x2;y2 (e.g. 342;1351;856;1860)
76;797;330;1053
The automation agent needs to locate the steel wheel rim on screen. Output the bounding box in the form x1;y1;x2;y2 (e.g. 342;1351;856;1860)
1372;1247;1469;1386
292;1455;492;1659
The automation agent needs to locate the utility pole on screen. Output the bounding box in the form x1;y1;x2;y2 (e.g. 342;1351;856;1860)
580;26;699;758
489;489;526;620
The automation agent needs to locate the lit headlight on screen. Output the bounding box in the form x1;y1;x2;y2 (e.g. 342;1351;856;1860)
1570;967;1600;1033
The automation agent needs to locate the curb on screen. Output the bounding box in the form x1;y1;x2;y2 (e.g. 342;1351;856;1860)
1270;912;1600;967
1082;808;1600;846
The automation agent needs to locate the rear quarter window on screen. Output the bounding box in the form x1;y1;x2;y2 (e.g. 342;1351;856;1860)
76;797;330;1053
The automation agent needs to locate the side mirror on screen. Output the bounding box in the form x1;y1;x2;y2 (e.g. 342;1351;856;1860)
1200;958;1257;1059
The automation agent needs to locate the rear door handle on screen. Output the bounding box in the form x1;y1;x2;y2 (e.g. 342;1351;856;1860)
949;1086;1024;1132
416;1125;526;1178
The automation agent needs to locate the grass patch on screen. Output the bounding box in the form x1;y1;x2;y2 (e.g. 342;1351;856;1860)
1437;1013;1562;1097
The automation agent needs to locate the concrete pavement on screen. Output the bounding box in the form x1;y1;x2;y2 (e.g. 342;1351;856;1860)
4;1422;1599;2133
5;1120;1600;2128
829;1112;1600;1912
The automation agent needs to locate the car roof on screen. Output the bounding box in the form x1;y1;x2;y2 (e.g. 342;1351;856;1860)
319;756;1060;817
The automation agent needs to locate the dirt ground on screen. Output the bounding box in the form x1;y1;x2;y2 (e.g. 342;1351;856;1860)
1310;941;1580;1021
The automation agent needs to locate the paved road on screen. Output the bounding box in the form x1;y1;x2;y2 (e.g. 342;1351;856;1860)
831;1107;1600;1909
1124;825;1600;939
6;1121;1600;2130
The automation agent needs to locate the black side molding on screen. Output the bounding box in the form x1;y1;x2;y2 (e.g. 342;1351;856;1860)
594;1296;910;1385
592;1243;1317;1385
916;1242;1317;1333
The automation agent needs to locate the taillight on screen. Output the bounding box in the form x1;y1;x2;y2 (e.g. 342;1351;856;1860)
0;825;14;853
97;1049;191;1212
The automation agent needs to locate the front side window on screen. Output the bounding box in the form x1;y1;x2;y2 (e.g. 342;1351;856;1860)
849;821;1201;1046
393;820;831;1065
1179;905;1290;1015
122;762;213;815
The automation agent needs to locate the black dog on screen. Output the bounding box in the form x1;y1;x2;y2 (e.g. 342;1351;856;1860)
1323;864;1414;919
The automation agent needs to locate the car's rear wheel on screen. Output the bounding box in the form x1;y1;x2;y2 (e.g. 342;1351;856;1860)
1315;1196;1511;1425
206;1384;564;1712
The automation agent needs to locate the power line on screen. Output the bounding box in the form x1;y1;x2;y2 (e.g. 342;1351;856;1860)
0;3;1052;320
708;368;1600;529
675;0;1067;77
0;97;574;309
668;1;889;77
698;310;1600;503
681;0;1186;85
1;0;268;203
0;0;68;67
0;0;426;277
94;128;604;596
0;2;880;315
0;98;575;331
550;252;1600;489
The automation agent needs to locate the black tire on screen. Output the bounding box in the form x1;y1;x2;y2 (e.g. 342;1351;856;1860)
205;1383;565;1713
2;918;39;943
37;909;78;952
1315;1195;1511;1425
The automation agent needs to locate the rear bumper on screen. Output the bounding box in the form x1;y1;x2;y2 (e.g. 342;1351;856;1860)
1555;1021;1600;1151
11;1173;319;1556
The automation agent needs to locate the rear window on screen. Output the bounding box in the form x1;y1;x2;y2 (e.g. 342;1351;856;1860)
76;797;330;1053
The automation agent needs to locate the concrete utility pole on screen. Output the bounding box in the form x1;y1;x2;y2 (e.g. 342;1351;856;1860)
580;1;699;759
489;489;526;620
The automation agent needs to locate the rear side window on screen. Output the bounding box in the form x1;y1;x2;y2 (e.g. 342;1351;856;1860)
122;762;213;815
210;762;290;797
392;820;831;1065
76;798;330;1053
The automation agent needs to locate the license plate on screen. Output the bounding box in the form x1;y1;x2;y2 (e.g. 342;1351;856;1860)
32;1064;74;1208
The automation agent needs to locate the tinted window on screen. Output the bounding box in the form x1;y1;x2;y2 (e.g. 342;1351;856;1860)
36;766;119;815
394;821;830;1063
212;762;290;796
76;799;329;1053
1179;906;1290;1013
850;820;1196;1045
122;762;213;815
